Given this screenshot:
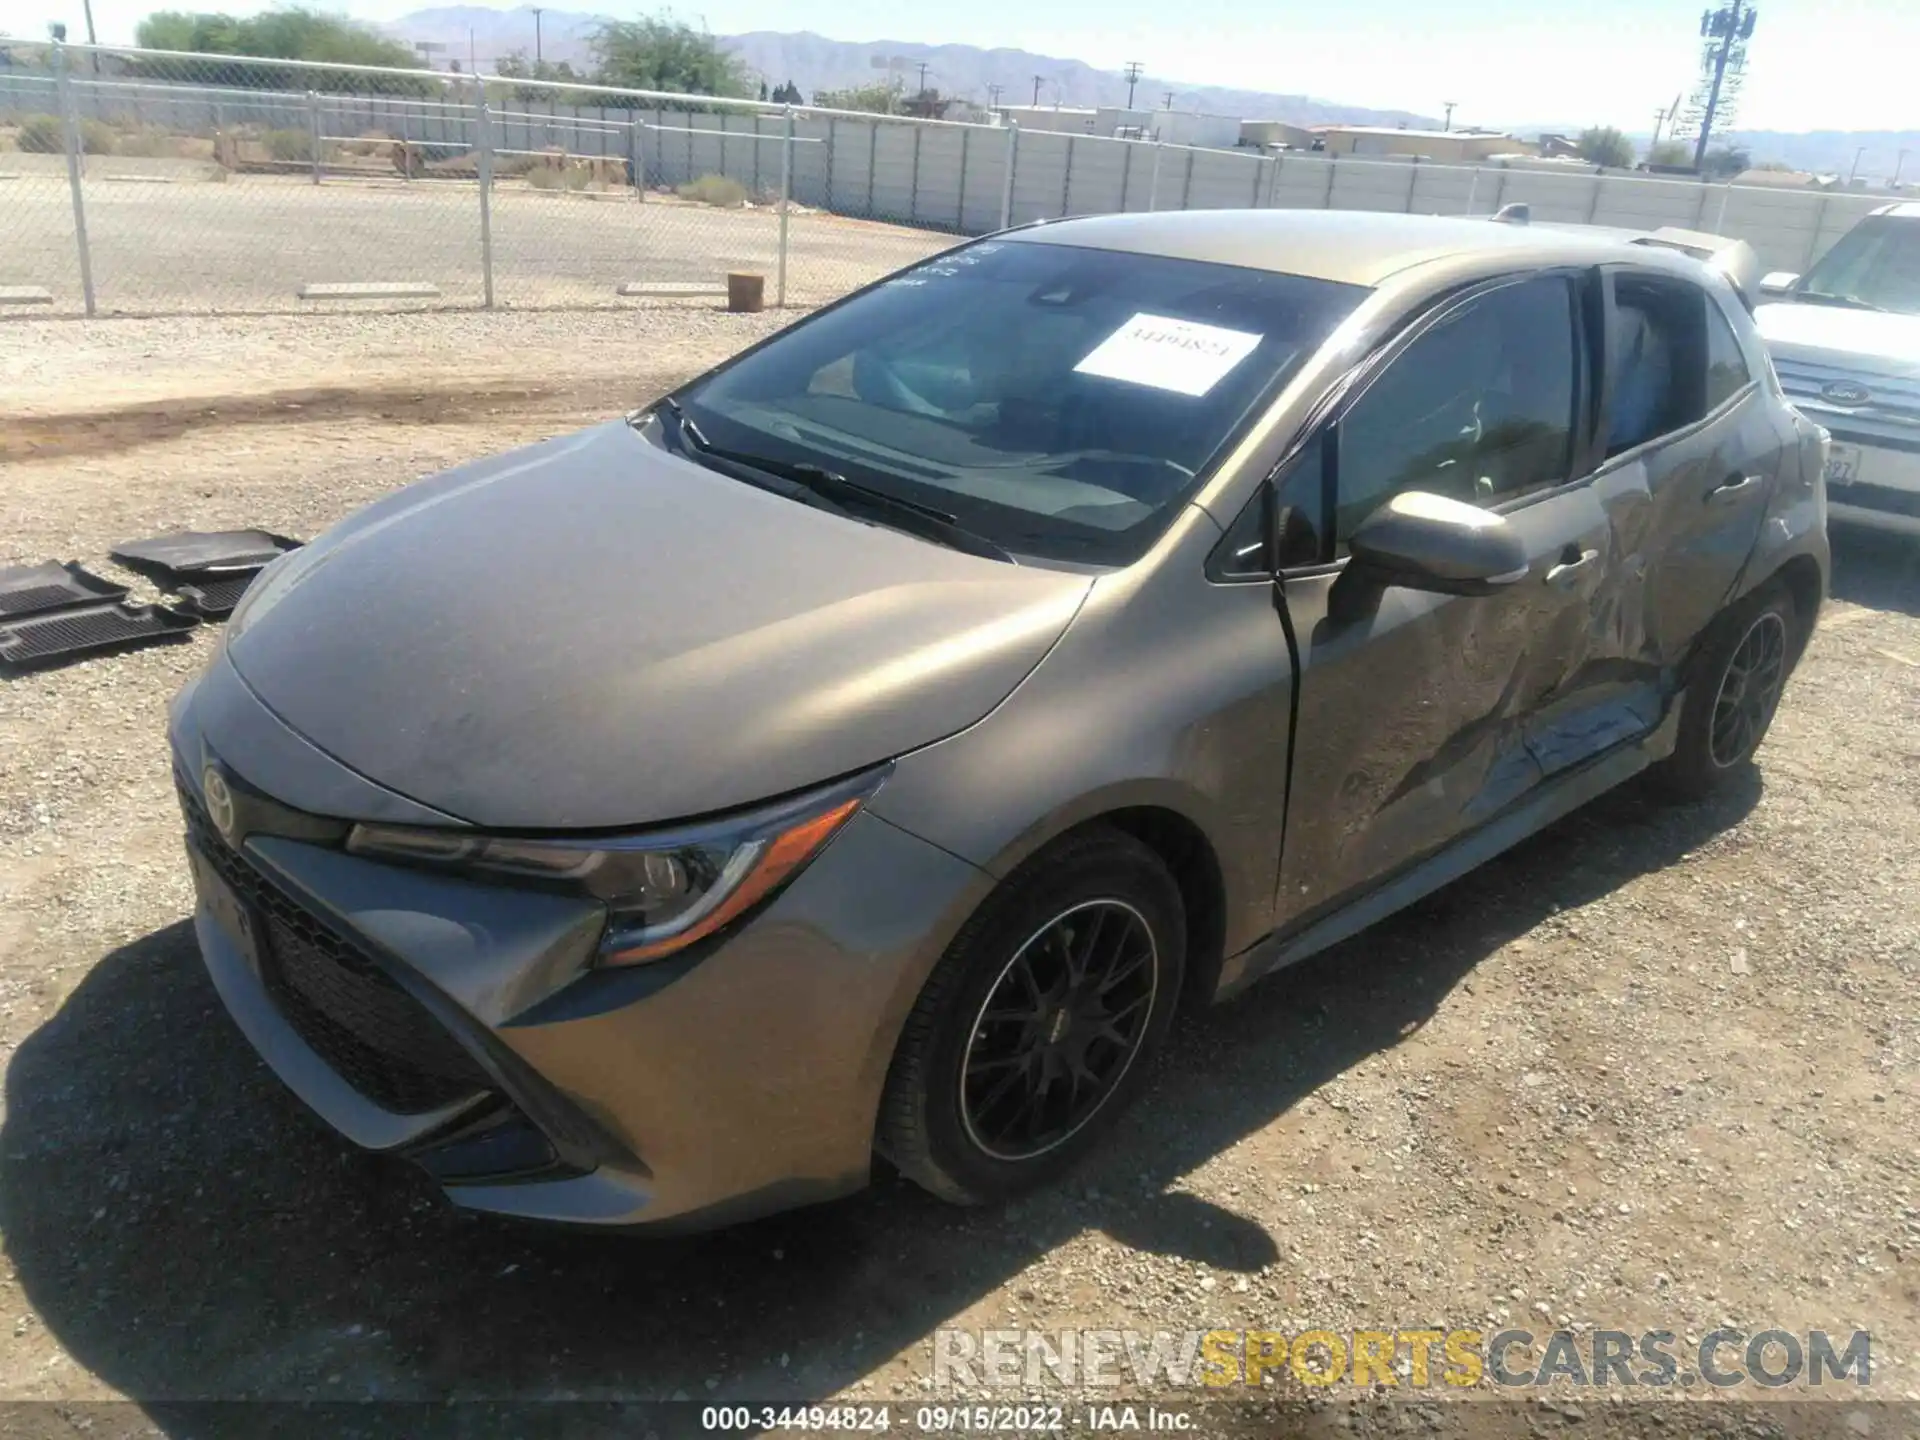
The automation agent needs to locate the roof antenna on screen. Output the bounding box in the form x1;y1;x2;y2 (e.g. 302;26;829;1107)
1492;202;1531;225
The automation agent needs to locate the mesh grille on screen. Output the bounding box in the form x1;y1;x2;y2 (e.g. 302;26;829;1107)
178;775;492;1115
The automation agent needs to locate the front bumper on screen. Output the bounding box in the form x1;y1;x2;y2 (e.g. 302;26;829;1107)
1824;430;1920;536
170;664;992;1229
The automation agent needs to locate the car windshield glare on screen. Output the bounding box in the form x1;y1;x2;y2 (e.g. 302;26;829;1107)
1796;215;1920;315
680;239;1367;564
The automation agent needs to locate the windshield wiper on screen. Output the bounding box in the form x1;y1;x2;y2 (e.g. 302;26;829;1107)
648;401;1014;563
1795;291;1888;312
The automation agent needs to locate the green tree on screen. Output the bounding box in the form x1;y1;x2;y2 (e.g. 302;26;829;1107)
494;49;582;102
132;9;428;91
1702;145;1752;178
1645;139;1692;166
770;79;804;105
588;14;749;98
1575;125;1634;168
813;78;904;114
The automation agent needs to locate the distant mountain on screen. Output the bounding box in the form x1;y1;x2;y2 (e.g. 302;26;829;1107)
387;8;1436;126
717;31;1437;126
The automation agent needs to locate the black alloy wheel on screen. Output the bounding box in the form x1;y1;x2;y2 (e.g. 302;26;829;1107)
1708;609;1789;770
958;899;1159;1162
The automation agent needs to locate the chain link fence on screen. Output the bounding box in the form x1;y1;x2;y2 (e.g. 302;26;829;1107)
0;37;1893;318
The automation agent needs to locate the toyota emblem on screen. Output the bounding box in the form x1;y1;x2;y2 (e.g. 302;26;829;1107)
202;765;238;844
1820;380;1871;406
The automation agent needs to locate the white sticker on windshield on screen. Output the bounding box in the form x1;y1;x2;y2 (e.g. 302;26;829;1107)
1072;313;1263;397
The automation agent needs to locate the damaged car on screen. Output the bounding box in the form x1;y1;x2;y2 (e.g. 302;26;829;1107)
170;209;1828;1229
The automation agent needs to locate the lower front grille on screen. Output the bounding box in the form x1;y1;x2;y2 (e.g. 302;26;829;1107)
178;774;493;1115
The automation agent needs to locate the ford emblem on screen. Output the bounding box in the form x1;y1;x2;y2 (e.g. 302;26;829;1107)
1820;380;1871;406
202;764;238;844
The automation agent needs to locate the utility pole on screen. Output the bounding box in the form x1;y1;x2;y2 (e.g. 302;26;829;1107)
531;6;544;63
1897;149;1911;187
987;83;1002;108
1123;61;1143;109
1652;106;1668;143
1849;145;1867;185
1442;100;1456;132
917;61;930;95
1691;0;1757;174
1162;91;1175;110
1032;74;1044;106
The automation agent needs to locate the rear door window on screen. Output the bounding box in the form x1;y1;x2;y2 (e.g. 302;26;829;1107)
1606;271;1745;456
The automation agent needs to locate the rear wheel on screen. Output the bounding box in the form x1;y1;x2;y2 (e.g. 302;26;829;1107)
1656;586;1797;799
877;827;1185;1205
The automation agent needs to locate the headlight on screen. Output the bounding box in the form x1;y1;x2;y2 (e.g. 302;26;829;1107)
345;773;881;966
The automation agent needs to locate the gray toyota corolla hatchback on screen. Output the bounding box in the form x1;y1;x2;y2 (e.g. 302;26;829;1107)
171;210;1828;1229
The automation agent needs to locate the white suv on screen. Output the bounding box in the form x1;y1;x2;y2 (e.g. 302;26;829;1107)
1755;201;1920;536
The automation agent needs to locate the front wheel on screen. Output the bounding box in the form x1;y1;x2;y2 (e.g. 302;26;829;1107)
1656;586;1797;800
877;827;1186;1205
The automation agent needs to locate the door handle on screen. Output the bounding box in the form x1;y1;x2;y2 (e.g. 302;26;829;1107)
1545;549;1599;588
1708;474;1762;503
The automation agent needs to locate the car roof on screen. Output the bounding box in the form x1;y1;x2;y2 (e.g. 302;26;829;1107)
1005;208;1705;288
1871;201;1920;221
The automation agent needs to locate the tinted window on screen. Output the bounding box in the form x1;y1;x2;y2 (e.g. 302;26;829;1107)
1608;272;1710;456
1211;433;1329;578
1704;300;1754;410
1333;277;1579;546
1797;215;1920;315
680;241;1366;565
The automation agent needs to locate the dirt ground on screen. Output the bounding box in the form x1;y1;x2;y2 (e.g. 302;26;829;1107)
0;167;952;316
1;310;1917;1429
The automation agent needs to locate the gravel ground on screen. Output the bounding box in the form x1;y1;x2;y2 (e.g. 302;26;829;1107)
1;311;1918;1430
0;168;952;316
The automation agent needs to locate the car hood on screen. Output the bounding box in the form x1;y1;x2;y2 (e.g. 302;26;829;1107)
227;422;1091;829
1756;301;1920;376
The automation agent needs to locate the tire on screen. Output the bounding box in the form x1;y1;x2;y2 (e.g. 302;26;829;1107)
1655;585;1798;801
877;826;1186;1205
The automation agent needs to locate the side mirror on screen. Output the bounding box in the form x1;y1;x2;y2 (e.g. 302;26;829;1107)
1760;270;1801;298
1346;491;1530;596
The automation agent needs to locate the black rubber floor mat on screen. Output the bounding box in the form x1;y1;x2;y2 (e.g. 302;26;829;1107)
0;561;129;619
0;602;198;671
110;529;301;581
175;569;263;619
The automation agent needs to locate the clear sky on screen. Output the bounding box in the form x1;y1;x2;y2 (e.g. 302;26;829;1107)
4;0;1914;133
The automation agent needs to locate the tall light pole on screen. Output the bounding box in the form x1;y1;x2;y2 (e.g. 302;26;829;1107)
531;6;544;63
1442;101;1457;132
1123;61;1143;109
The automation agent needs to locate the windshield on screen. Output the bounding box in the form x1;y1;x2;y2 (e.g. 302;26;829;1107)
1797;216;1920;315
678;239;1366;565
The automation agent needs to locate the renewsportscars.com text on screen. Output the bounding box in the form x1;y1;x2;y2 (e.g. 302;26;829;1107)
931;1327;1872;1391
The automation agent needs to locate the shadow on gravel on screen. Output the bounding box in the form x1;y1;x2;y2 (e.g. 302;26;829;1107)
1830;524;1920;619
0;769;1759;1424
